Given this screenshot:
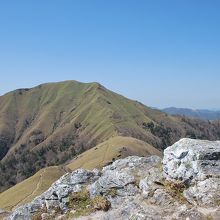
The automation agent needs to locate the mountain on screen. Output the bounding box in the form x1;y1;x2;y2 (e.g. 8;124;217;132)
1;80;220;192
162;107;220;120
0;136;161;212
3;138;220;220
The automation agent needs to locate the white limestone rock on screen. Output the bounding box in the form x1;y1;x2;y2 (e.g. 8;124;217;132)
163;138;220;183
7;144;220;220
139;166;164;198
184;178;220;207
89;170;135;197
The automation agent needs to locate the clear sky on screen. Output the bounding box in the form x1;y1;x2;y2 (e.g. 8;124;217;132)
0;1;219;109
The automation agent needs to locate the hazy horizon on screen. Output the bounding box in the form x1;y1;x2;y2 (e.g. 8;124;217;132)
0;1;219;109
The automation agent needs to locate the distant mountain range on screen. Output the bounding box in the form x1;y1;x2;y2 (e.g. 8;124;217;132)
162;107;220;120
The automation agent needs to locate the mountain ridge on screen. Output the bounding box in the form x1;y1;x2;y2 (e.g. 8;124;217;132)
162;107;220;120
0;80;220;192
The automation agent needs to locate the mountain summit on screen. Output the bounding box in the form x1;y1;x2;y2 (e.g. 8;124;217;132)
0;80;220;191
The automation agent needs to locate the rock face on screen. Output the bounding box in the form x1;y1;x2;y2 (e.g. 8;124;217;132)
163;138;220;183
184;178;220;207
6;138;220;220
163;138;220;210
7;169;100;220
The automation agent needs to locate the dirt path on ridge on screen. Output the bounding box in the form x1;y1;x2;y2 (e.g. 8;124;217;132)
10;169;46;210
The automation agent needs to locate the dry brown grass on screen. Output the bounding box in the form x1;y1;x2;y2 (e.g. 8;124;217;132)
92;196;111;211
164;180;188;203
0;166;65;211
67;136;162;171
68;188;110;218
0;136;161;212
1;80;219;193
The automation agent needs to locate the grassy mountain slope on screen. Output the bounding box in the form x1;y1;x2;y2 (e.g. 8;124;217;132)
0;80;220;192
67;136;162;171
0;136;161;211
0;166;65;211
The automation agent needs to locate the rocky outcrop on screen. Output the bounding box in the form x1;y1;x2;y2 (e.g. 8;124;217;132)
163;138;220;183
7;169;100;220
6;138;220;220
163;138;220;210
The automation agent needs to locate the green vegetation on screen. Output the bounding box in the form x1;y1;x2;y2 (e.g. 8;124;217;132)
0;80;220;192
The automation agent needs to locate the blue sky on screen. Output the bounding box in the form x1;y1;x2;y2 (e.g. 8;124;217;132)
0;0;219;109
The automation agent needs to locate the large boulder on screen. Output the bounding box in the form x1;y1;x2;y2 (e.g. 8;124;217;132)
89;170;135;197
163;138;220;208
163;138;220;183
